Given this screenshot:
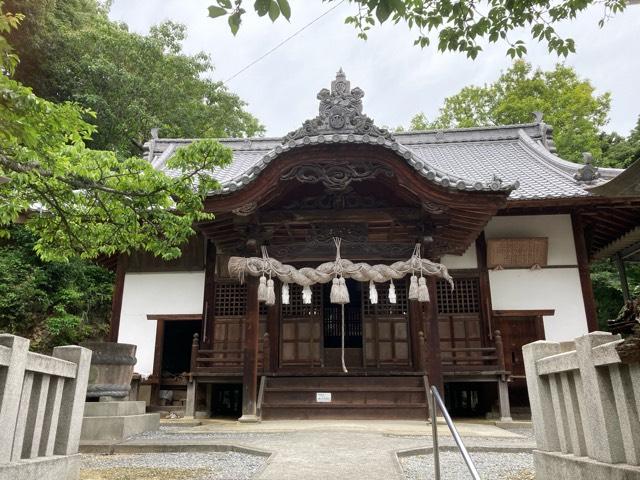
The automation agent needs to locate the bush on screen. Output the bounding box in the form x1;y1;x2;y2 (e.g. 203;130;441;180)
0;226;114;352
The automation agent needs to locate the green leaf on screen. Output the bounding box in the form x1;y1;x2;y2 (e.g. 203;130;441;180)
208;6;227;18
269;0;280;22
375;1;392;23
228;12;241;35
217;0;232;7
254;0;270;17
277;0;291;20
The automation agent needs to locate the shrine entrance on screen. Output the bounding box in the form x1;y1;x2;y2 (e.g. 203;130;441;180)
322;279;363;368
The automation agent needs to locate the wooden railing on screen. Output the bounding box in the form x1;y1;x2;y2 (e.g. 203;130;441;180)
190;332;269;375
440;330;508;376
0;334;91;478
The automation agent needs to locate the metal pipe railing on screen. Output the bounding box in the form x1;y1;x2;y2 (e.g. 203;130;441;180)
429;385;480;480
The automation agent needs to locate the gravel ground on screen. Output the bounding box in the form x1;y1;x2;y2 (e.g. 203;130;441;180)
400;451;534;480
81;452;266;480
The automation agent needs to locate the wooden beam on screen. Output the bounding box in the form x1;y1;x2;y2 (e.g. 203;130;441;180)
572;212;598;332
476;232;494;343
492;309;555;317
259;208;421;224
240;276;260;422
425;276;444;393
267;282;281;372
615;253;631;302
202;241;217;349
150;319;165;406
146;314;202;321
109;255;128;342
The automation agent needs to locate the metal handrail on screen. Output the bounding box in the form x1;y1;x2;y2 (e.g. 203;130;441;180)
429;385;480;480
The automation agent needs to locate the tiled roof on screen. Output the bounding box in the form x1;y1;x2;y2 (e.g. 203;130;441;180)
144;70;622;202
146;124;620;201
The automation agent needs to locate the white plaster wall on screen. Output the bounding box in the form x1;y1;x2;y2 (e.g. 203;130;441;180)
489;268;587;341
484;214;577;265
441;243;478;270
485;214;586;341
118;271;205;376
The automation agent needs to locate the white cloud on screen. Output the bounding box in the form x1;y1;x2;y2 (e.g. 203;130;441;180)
109;0;640;136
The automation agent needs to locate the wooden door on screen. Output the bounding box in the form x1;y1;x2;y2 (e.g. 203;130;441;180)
363;281;410;367
436;277;483;366
280;284;322;367
211;281;266;369
496;315;545;377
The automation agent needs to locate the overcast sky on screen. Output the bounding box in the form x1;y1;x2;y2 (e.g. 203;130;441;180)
109;1;640;137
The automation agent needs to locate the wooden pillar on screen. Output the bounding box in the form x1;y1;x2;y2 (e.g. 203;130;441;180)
266;282;281;372
239;276;260;422
571;212;598;331
108;254;128;342
150;319;165;406
426;276;444;393
409;298;423;370
201;240;217;349
494;330;512;422
476;232;495;342
615;253;631;302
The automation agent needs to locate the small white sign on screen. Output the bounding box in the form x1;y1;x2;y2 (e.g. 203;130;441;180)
316;392;332;403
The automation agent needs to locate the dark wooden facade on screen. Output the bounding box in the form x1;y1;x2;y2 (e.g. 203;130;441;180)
174;142;519;420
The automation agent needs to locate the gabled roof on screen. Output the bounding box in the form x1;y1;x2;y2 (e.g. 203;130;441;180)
144;70;622;202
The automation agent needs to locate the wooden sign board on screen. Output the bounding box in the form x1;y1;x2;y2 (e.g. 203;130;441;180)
487;238;548;269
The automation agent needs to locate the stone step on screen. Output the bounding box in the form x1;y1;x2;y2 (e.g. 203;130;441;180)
80;413;160;442
262;403;428;420
84;400;146;417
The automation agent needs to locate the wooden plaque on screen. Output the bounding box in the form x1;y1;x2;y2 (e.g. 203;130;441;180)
487;238;548;269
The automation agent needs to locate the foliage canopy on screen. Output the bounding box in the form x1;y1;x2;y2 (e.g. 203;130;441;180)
0;1;260;262
409;61;610;163
6;0;264;156
207;0;628;59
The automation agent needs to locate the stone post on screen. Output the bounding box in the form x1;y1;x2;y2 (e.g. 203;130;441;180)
0;334;30;463
574;332;626;464
522;339;562;452
52;345;92;456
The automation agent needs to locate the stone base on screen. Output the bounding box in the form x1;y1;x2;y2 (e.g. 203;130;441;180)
0;454;80;480
238;414;261;423
84;400;147;417
81;401;159;443
534;450;640;480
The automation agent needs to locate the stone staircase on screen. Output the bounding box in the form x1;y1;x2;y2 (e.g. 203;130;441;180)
260;375;429;420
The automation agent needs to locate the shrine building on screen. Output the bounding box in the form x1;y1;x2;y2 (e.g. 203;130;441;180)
109;70;640;421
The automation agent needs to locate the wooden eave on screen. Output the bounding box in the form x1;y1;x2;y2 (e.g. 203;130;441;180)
199;143;511;259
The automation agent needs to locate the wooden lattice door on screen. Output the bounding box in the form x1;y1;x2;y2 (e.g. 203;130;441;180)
280;284;322;367
436;277;483;365
211;281;266;369
363;281;410;367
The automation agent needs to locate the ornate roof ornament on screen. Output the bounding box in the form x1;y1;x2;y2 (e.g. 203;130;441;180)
574;152;600;183
283;69;394;144
532;111;557;153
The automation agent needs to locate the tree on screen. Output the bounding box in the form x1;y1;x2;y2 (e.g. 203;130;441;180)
409;61;610;163
600;116;640;169
0;2;234;262
207;0;628;59
6;0;264;156
0;225;114;352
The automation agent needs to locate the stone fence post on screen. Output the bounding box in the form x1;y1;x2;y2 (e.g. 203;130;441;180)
523;331;640;479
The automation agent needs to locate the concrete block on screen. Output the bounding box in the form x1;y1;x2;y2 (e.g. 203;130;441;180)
534;450;640;480
80;413;160;442
83;401;146;417
0;454;80;480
